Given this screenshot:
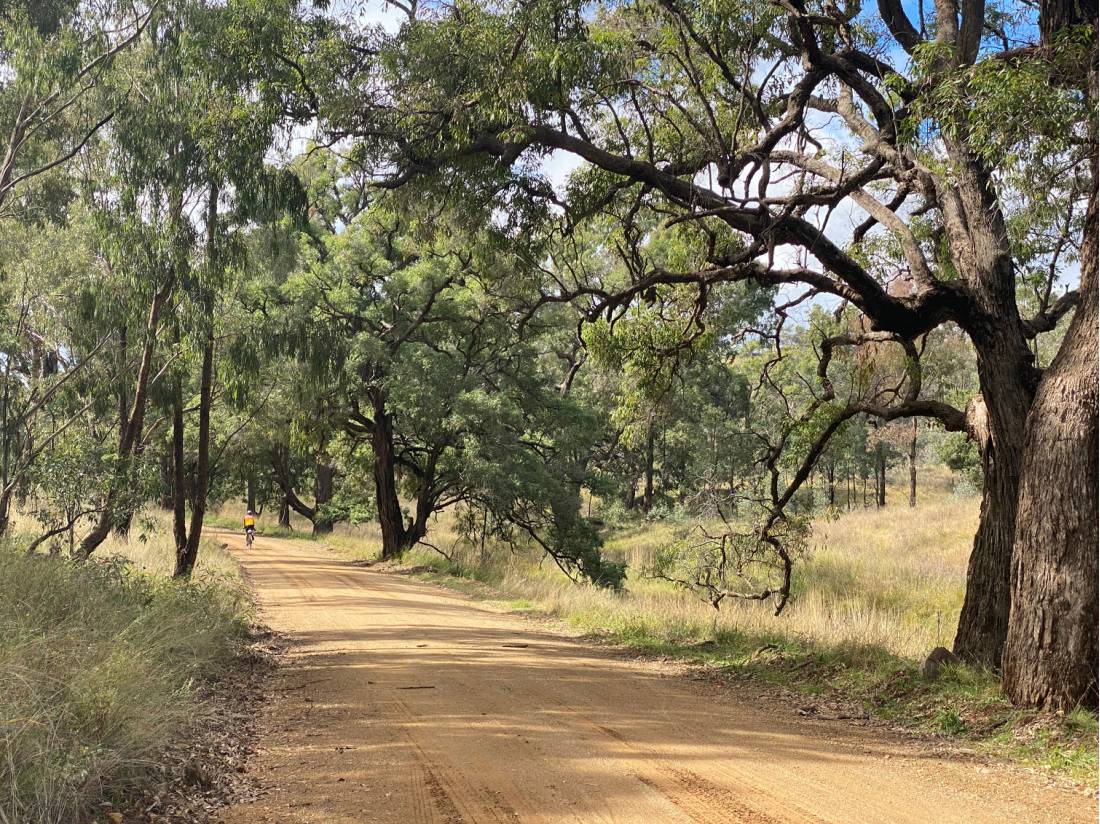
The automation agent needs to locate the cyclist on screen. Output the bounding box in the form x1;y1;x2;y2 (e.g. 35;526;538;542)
244;509;256;548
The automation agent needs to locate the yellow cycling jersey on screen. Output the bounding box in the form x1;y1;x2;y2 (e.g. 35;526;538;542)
244;515;256;528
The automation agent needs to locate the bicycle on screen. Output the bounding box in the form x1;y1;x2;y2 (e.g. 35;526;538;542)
245;526;255;549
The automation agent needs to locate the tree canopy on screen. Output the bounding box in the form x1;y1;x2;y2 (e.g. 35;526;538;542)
0;0;1094;712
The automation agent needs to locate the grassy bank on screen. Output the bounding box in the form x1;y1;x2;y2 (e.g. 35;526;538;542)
333;480;1096;786
0;528;250;823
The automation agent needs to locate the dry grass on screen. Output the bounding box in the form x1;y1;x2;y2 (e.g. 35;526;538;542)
113;522;246;588
0;515;250;823
392;473;978;661
205;507;386;560
202;471;977;664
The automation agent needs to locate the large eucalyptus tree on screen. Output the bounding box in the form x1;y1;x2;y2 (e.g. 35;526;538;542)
313;0;1096;707
68;0;304;575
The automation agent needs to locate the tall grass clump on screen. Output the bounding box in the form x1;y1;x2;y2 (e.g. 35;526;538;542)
399;485;978;660
0;544;249;823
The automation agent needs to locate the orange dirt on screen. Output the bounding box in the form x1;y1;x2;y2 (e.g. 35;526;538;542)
215;533;1095;824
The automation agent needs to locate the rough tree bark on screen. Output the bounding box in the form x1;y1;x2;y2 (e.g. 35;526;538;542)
951;2;1096;675
372;390;412;560
1003;200;1099;709
947;146;1039;669
312;456;335;535
1002;58;1099;709
370;387;431;559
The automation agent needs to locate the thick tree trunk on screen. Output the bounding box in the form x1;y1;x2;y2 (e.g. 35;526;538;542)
1040;0;1097;45
410;497;431;547
408;450;439;547
312;457;335;535
246;476;256;512
371;392;411;560
953;316;1035;669
278;494;291;528
953;416;1025;668
1003;129;1099;709
827;461;835;506
940;130;1039;670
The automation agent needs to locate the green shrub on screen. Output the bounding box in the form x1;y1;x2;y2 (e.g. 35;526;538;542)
935;708;968;736
0;547;248;823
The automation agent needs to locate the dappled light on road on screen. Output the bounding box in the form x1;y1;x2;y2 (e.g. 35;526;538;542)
214;535;1093;824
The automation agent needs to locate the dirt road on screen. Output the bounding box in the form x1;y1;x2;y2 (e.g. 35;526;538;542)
215;533;1094;824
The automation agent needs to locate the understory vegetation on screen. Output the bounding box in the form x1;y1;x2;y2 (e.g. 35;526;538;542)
0;528;249;824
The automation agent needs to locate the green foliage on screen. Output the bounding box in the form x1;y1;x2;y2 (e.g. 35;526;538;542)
907;29;1092;169
0;0;1089;740
935;707;968;735
938;432;983;487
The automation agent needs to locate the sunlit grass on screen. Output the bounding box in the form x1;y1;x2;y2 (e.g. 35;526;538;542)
391;472;976;660
206;506;386;560
1;520;250;823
